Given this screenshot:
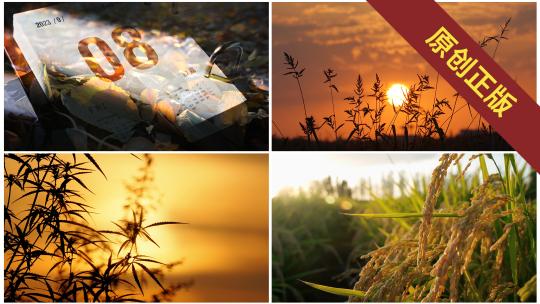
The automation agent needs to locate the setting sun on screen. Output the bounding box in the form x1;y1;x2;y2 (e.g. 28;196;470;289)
386;83;409;107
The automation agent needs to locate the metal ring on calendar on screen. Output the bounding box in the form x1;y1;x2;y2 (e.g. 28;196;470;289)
205;41;243;83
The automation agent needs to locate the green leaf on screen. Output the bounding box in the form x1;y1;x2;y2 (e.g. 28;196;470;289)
478;154;489;183
508;226;519;294
343;212;461;219
300;280;366;298
517;275;536;302
506;154;518;175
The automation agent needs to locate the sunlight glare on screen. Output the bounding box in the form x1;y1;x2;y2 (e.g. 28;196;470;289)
387;83;409;106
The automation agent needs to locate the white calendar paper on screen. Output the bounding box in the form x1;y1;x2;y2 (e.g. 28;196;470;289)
12;4;246;142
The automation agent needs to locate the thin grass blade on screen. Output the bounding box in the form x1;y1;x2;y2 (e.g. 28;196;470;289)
300;280;366;298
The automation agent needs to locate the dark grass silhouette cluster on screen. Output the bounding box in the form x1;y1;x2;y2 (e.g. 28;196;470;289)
4;154;190;302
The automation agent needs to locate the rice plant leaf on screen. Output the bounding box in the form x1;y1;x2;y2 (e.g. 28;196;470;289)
300;280;366;298
508;226;519;292
507;154;518;176
517;275;536;302
343;212;461;218
478;154;489;183
132;264;144;295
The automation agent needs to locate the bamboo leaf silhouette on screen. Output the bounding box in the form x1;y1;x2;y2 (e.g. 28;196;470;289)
141;230;160;248
136;258;166;265
132;264;144;295
5;153;26;165
145;221;187;228
136;262;165;291
44;279;56;301
99;229;124;236
69;175;94;194
115;293;145;302
5;153;187;302
83;154;106;179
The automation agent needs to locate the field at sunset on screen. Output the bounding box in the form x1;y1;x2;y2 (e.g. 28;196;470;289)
272;3;536;150
4;154;268;302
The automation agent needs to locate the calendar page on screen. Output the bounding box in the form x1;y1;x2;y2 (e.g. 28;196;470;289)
10;3;247;146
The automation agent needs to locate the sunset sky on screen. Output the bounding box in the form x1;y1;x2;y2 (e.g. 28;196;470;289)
273;2;536;140
4;154;268;302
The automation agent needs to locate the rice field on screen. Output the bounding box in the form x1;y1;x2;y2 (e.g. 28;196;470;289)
272;153;536;302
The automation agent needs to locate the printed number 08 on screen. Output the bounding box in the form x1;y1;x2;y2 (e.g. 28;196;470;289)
78;27;158;81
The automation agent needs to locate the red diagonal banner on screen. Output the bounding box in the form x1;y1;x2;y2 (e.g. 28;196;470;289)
367;0;540;171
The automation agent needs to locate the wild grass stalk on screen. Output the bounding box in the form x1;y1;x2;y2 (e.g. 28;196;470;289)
272;120;287;140
343;75;367;145
283;52;315;145
367;74;387;144
470;18;512;137
323;68;342;142
443;92;460;136
395;75;434;149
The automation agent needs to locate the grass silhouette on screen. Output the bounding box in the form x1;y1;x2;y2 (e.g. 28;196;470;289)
4;154;189;302
322;68;342;142
274;18;514;151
